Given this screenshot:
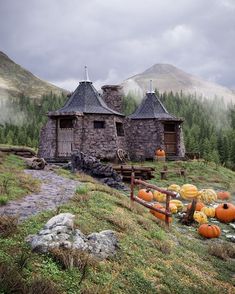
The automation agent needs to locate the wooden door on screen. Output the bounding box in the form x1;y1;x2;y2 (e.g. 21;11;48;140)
164;124;177;155
57;118;74;157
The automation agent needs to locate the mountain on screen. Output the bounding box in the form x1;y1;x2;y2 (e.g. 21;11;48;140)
0;51;66;100
122;64;235;104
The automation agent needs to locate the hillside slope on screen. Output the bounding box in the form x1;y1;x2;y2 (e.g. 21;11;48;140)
0;154;234;293
0;51;66;100
122;64;235;104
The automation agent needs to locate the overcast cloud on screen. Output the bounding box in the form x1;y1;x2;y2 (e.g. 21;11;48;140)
0;0;234;90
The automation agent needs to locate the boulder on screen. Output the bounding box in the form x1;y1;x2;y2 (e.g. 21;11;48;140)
26;213;118;259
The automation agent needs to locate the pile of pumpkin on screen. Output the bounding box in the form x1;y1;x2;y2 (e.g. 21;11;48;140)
138;184;235;239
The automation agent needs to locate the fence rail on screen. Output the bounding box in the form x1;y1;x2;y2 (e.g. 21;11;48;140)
130;172;178;226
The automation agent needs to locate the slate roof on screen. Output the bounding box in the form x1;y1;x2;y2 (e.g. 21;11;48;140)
128;92;181;120
54;81;124;116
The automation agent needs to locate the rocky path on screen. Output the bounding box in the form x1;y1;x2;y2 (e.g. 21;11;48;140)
0;169;80;221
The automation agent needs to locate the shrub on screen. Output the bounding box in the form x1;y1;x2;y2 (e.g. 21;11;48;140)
0;262;26;293
208;242;235;260
75;185;89;195
0;195;8;205
27;277;62;294
0;215;18;237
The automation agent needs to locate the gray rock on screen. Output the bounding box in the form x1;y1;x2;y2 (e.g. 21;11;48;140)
73;230;89;251
87;230;118;259
44;213;75;230
26;213;118;259
225;234;235;242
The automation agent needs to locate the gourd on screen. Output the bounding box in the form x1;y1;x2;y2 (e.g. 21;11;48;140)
198;224;221;238
217;191;231;201
168;184;181;193
169;203;178;214
180;184;198;200
193;211;208;224
215;203;235;223
156;149;165;157
170;199;184;211
187;201;205;211
138;189;153;202
201;206;216;218
197;189;217;204
153;191;166;202
150;204;172;223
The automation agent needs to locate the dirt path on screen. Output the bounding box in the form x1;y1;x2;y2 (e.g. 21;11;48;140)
0;169;79;221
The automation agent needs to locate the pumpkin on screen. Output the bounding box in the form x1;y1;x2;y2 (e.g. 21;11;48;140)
153;190;166;202
198;189;217;204
169;203;178;214
201;206;216;218
215;203;235;223
180;184;198;200
168;184;181;193
150;204;172;223
198;224;221;238
217;191;231;201
193;211;208;224
187;201;205;211
156;149;165;157
170;199;184;211
138;189;153;202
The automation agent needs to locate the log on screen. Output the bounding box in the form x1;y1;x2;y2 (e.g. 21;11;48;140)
24;157;46;170
180;199;197;225
0;146;36;158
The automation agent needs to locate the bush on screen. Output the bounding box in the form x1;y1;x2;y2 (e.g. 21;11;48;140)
0;195;8;205
208;242;235;260
0;215;18;237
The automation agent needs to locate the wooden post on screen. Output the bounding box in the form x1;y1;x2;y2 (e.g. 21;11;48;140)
165;194;170;225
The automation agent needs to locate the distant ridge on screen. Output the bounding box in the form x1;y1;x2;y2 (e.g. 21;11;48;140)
122;64;235;104
0;51;67;100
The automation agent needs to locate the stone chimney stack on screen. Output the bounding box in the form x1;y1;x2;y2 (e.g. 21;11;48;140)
101;85;123;113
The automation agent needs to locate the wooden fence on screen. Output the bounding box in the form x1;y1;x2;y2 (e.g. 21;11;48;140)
130;172;178;226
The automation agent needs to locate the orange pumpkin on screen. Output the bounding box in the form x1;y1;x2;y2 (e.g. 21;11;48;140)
187;201;205;211
138;189;153;202
215;203;235;223
150;204;172;223
198;224;221;238
217;191;231;201
156;149;165;157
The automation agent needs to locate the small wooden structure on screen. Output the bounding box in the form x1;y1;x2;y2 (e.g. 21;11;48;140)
113;165;155;181
130;172;178;226
160;165;186;180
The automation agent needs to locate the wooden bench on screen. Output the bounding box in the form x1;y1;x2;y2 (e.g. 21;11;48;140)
160;165;186;180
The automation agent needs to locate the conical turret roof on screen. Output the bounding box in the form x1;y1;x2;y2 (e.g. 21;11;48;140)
50;80;124;116
128;92;179;120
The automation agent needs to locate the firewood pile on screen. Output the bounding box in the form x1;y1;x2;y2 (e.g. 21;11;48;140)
71;150;125;190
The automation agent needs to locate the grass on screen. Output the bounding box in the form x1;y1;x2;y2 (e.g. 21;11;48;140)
0;153;41;205
0;155;234;293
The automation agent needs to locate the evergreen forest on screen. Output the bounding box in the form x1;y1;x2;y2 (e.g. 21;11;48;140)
1;91;235;169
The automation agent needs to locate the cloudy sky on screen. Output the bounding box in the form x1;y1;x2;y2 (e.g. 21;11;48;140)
0;0;235;90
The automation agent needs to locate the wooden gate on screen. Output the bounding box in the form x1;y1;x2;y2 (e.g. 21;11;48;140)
164;123;177;155
57;128;74;157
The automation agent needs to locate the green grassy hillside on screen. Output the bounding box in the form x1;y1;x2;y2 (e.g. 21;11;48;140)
0;156;235;293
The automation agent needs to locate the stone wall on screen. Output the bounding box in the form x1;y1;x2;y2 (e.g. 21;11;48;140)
101;85;123;113
38;118;57;158
125;119;163;161
81;114;127;160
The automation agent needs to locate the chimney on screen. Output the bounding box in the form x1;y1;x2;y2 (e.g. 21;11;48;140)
101;85;124;113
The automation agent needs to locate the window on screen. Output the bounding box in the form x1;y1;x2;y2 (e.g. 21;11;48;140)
60;118;73;128
164;124;175;132
94;121;105;129
116;122;124;136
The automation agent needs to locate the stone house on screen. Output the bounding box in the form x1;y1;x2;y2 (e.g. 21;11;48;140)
39;74;185;161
